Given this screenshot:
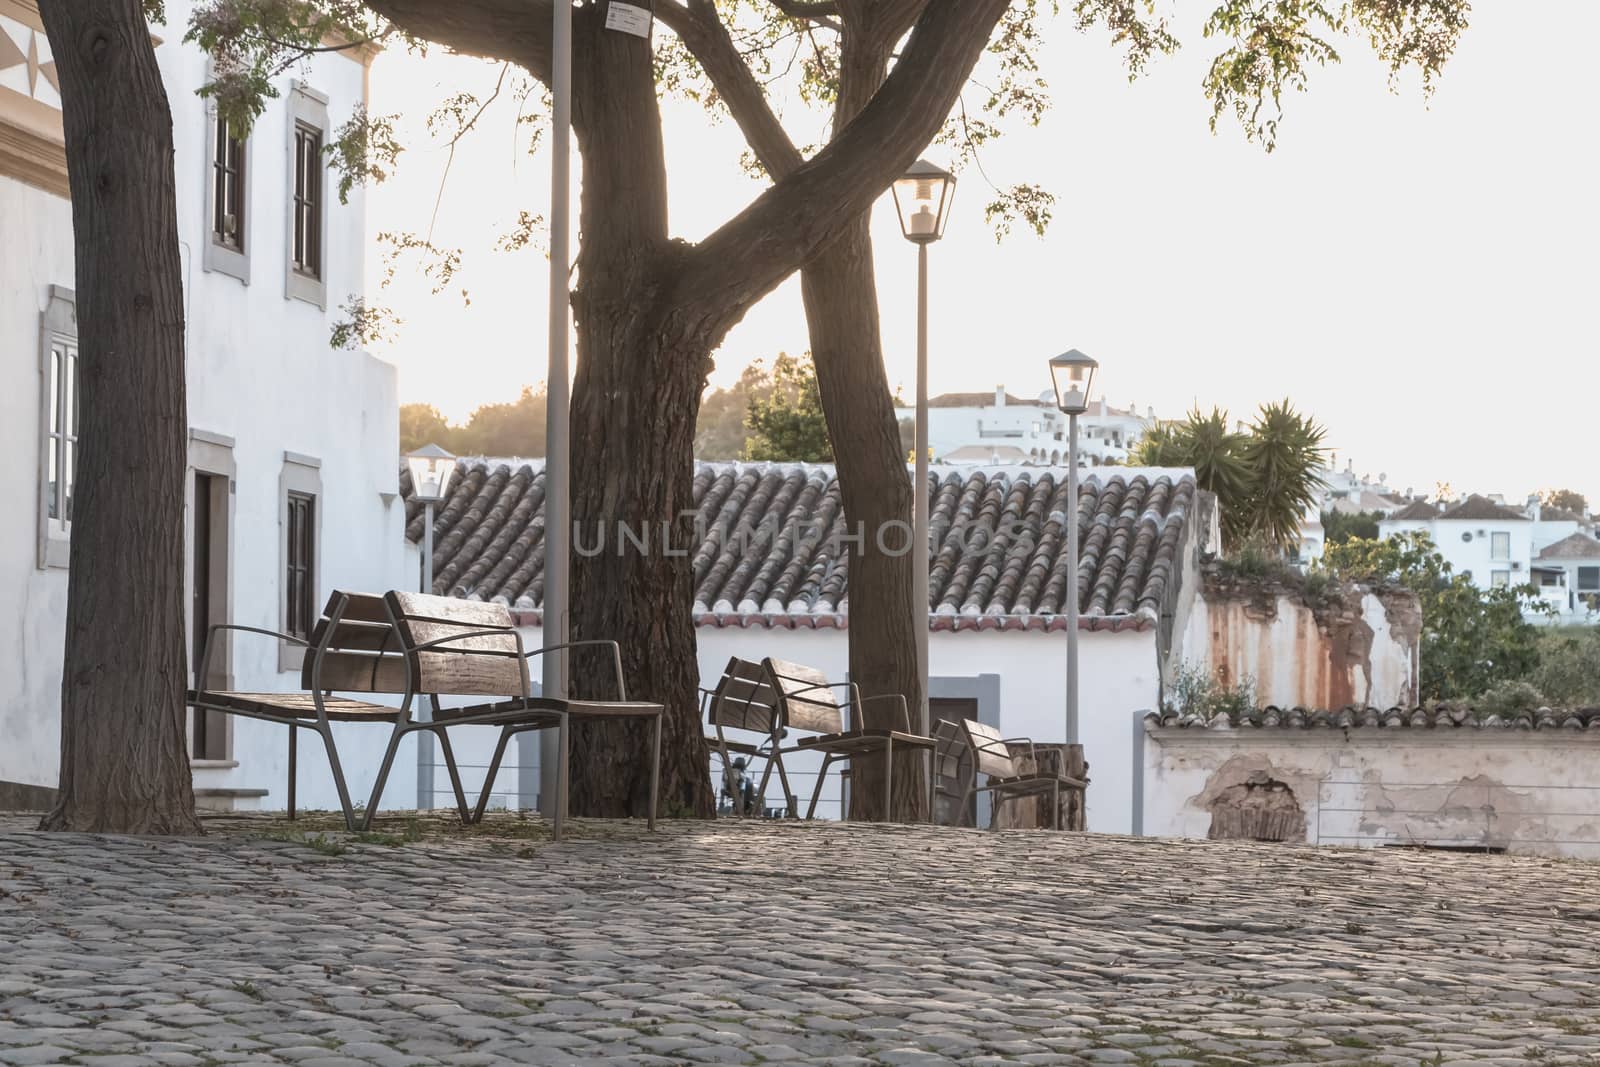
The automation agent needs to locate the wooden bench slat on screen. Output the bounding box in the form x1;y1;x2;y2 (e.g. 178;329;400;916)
763;657;844;734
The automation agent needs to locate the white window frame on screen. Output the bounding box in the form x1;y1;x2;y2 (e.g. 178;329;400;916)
1490;531;1511;560
37;286;77;570
279;452;323;672
285;80;330;308
1490;570;1510;589
203;101;252;284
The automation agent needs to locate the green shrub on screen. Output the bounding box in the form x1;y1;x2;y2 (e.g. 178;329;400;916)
1531;628;1600;706
1474;679;1546;717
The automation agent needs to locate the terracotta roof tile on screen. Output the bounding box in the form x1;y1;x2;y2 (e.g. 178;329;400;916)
1436;495;1528;522
404;461;1199;631
1387;500;1439;521
1146;705;1600;731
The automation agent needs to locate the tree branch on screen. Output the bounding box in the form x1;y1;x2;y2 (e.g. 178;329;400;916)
656;0;803;179
680;0;1007;327
364;0;554;83
771;0;841;31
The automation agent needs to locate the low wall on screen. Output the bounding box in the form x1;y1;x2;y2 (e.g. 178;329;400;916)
1143;725;1600;860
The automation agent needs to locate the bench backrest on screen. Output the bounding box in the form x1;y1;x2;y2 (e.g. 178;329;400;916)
961;719;1019;779
933;718;971;791
708;657;780;735
763;657;845;734
383;590;529;697
301;591;409;694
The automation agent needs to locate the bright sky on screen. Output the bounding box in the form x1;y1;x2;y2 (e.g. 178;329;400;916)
368;2;1600;505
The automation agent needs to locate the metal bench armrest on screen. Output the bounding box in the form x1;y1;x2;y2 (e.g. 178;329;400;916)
196;624;307;693
854;692;912;733
523;639;627;701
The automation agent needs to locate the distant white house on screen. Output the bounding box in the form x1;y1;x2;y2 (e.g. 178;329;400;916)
907;386;1157;467
0;1;409;811
1531;532;1600;622
1378;496;1532;591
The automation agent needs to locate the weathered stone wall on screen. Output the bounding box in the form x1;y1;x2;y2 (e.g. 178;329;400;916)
1179;568;1421;709
1143;730;1600;859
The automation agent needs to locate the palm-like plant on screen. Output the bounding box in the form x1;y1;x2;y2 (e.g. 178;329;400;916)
1239;400;1328;551
1134;401;1326;552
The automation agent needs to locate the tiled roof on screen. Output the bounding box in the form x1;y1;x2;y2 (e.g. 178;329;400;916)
1146;705;1600;731
1537;532;1600;561
1537;505;1586;524
926;391;1040;409
942;445;1031;464
1386;500;1439;521
402;460;1201;632
1437;495;1528;522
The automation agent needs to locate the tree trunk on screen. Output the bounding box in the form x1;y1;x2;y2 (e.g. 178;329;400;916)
801;26;926;823
37;0;199;834
564;5;713;818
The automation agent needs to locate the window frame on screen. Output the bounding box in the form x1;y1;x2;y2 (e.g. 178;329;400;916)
285;81;331;308
279;453;323;671
202;102;252;284
1490;530;1511;560
36;286;77;570
1490;570;1511;589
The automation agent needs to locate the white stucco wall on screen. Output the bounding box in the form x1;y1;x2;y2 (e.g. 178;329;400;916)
0;176;75;792
463;623;1162;831
1142;728;1600;860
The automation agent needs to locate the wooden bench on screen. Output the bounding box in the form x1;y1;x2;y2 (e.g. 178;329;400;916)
764;657;935;822
702;657;789;816
186;590;662;838
959;719;1088;831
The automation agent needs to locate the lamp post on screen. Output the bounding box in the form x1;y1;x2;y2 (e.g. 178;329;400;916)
1048;349;1097;745
406;443;458;597
892;159;955;789
405;443;457;812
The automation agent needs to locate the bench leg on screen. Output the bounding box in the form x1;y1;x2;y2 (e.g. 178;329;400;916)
883;738;894;824
806;754;835;820
287;725;298;821
647;713;661;831
432;727;472;825
361;723;408;831
473;725;517;825
554;711;569;842
315;722;357;832
770;751;797;819
1051;780;1061;831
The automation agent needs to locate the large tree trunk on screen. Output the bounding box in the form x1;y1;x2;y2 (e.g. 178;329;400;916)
565;5;713;817
802;23;926;823
38;0;199;834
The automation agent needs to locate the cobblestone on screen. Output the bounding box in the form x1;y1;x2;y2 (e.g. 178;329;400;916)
0;813;1597;1064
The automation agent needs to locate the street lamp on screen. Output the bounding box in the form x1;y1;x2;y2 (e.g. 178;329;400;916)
1047;349;1098;745
894;159;955;817
406;442;457;814
406;443;458;597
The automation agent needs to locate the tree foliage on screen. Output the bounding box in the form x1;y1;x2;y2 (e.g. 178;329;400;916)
1134;401;1326;551
743;353;832;463
1539;488;1588;515
1529;627;1600;707
1320;508;1382;544
1318;532;1545;701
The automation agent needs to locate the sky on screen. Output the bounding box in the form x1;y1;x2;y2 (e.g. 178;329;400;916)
366;2;1600;506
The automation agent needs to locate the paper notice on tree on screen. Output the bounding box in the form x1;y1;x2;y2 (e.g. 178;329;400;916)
605;2;652;38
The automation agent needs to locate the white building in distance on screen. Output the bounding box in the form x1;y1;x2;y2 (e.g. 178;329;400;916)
907;386;1157;467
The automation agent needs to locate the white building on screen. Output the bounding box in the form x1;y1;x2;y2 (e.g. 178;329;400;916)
909;387;1156;468
1531;532;1600;623
1378;495;1533;592
0;1;409;811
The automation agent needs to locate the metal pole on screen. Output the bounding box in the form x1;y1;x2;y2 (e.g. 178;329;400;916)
540;0;572;821
417;501;435;811
1066;412;1080;744
913;242;931;817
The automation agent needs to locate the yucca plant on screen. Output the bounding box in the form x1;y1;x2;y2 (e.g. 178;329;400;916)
1133;406;1252;544
1239;400;1328;552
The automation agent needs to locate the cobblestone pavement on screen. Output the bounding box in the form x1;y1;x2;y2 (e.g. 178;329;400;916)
2;813;1598;1066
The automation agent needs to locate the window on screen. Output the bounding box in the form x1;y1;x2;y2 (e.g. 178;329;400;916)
291;123;322;278
285;82;331;307
37;287;76;569
1490;531;1510;560
285;491;315;642
203;103;251;284
279;453;322;669
1580;567;1600;593
1490;570;1510;589
212;115;246;252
